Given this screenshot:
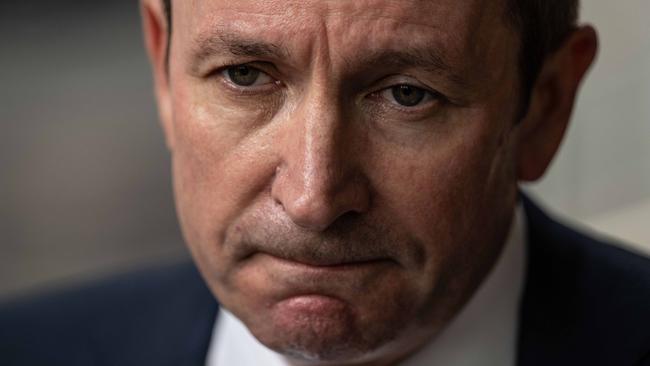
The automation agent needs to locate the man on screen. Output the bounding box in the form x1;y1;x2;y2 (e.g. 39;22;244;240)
1;0;649;365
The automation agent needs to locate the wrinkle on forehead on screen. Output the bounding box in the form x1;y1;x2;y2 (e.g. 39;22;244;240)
180;0;515;93
193;0;500;27
186;0;499;43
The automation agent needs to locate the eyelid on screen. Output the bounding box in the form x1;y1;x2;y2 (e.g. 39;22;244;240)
373;73;427;88
221;66;274;86
374;87;438;113
216;63;282;93
374;72;443;94
369;73;445;109
379;86;436;104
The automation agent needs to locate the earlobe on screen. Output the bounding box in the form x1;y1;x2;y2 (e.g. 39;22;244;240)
517;25;598;182
140;0;175;150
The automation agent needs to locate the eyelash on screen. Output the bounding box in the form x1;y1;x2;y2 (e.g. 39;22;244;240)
217;64;282;94
214;63;445;111
379;85;440;109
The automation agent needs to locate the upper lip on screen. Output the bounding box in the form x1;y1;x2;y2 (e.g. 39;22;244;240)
266;253;390;268
249;246;391;268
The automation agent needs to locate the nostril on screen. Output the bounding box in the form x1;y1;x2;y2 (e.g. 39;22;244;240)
270;164;372;231
270;150;370;231
287;194;333;230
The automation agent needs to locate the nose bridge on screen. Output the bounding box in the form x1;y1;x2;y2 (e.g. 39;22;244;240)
299;88;343;195
272;83;368;231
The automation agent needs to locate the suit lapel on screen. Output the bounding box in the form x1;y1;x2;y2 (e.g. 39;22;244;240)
107;262;219;366
516;195;650;365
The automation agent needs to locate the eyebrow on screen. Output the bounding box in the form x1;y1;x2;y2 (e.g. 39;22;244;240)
189;31;290;74
188;31;468;89
357;48;469;89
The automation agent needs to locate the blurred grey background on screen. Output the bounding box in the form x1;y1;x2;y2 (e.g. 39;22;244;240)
1;1;648;300
0;0;186;300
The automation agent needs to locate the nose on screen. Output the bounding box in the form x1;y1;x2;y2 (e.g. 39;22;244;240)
271;91;370;231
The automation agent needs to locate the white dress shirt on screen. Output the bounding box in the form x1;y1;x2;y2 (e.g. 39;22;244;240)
205;205;527;366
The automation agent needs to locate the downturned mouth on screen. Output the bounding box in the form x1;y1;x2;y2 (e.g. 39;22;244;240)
260;252;393;269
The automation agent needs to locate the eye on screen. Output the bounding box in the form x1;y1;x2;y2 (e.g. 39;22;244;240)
222;64;274;87
380;84;435;107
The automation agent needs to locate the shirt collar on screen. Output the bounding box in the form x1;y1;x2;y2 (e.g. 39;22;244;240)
400;203;526;365
206;204;527;366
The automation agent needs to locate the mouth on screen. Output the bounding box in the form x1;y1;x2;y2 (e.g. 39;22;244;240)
261;253;393;271
246;252;396;304
236;241;396;268
243;252;397;292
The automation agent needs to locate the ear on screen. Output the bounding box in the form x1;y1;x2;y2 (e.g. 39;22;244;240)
140;0;175;150
517;25;598;181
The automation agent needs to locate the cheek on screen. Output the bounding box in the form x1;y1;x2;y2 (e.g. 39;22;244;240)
370;113;513;295
169;80;280;281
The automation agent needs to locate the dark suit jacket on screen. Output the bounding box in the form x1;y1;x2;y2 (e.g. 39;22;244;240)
1;197;649;365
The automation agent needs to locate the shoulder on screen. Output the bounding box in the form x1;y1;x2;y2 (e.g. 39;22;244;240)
519;195;650;365
0;261;218;366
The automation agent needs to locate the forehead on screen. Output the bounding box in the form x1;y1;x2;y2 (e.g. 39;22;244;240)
179;0;498;26
173;0;516;93
175;0;510;53
178;0;503;26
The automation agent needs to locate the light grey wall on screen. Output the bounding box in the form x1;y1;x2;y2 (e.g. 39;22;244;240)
0;1;186;300
526;0;650;253
1;1;648;300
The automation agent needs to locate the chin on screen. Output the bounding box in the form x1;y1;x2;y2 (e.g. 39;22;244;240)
255;320;395;363
243;294;410;364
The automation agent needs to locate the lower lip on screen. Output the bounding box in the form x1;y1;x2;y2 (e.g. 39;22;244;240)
273;294;351;322
260;254;390;273
245;254;395;301
279;294;347;313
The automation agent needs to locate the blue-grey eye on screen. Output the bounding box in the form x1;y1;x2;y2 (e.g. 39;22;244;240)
222;65;274;87
391;84;426;107
226;65;261;86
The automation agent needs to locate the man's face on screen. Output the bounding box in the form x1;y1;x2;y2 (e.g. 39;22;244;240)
162;0;522;363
